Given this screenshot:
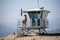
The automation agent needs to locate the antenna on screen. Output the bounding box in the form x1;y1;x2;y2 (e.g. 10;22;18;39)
37;0;40;8
37;0;44;9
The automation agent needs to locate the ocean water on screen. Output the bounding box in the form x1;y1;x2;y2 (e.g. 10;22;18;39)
0;18;60;37
0;24;17;37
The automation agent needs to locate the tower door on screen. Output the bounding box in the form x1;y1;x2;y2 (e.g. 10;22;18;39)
37;19;40;26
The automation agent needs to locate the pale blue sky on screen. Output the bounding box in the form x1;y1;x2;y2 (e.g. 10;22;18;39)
0;0;60;37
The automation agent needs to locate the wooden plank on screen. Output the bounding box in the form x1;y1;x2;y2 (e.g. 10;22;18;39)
18;26;48;29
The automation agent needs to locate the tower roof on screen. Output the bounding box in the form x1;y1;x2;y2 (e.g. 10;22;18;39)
23;8;50;13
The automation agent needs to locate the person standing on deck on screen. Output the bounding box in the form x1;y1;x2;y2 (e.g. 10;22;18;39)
32;14;36;26
23;15;27;26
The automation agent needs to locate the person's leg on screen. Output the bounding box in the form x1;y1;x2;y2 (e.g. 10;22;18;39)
25;21;27;26
23;20;25;26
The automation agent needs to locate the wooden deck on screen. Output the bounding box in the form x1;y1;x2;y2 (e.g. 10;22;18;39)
18;26;48;29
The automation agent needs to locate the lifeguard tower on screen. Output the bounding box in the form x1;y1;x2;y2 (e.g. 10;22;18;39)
17;8;50;35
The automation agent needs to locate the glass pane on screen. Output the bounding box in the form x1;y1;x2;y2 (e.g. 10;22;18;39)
37;13;41;19
28;13;33;19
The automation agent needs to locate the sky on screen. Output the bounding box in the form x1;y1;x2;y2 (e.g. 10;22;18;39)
0;0;60;37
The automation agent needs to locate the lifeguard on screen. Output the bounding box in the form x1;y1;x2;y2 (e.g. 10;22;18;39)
23;15;27;26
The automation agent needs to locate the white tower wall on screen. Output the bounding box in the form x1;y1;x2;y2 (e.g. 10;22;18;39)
42;11;49;20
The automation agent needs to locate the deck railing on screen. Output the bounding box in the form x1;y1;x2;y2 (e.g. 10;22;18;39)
17;19;48;27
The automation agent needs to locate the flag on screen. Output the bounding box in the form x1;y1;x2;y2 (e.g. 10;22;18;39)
21;8;22;16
